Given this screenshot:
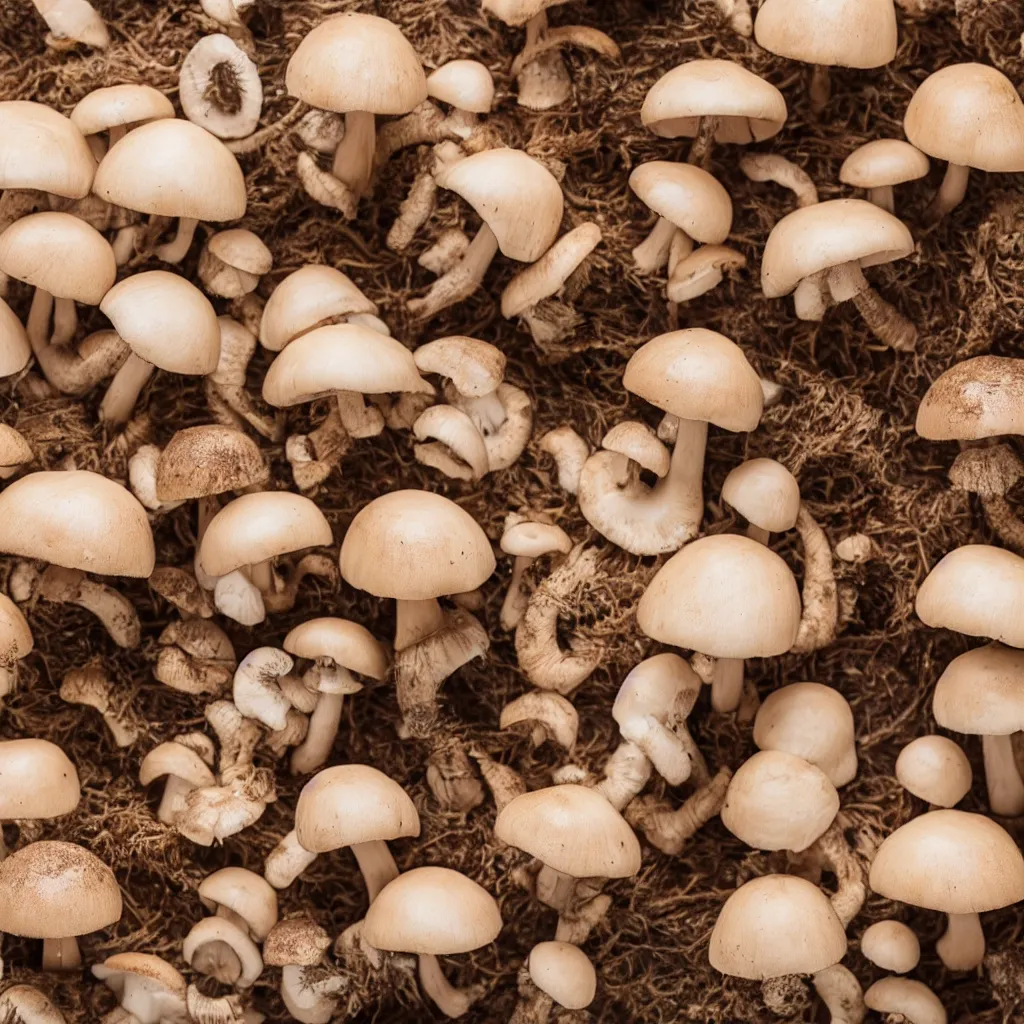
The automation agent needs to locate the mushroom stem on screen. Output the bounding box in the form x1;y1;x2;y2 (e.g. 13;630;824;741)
100;351;155;425
41;936;81;971
982;733;1024;817
350;840;400;903
747;524;771;545
111;225;137;265
395;597;447;651
625;766;732;855
595;740;652;811
418;953;483;1018
809;64;831;114
686;115;719;169
157;774;196;823
51;296;77;346
812;964;865;1024
827;261;917;351
937;911;985;971
332;110;376;195
790;504;838;653
500;554;535;631
387;160;438;253
867;184;896;213
926;162;970;222
407;224;499;321
739;153;819;208
793;272;828;321
978;495;1024;554
264;828;318;889
515;12;571;111
155;217;199;263
289;692;344;775
632;216;677;273
710;657;743;713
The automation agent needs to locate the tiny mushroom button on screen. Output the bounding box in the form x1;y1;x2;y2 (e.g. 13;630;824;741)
721;457;801;545
861;919;921;974
895;736;973;809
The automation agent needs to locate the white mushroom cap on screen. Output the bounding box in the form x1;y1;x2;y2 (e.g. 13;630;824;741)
528;941;596;1009
602;421;670;477
0;101;96;199
895;735;972;807
414;335;505;397
932;642;1024;736
840;139;930;188
629;162;732;244
70;85;174;136
860;920;921;974
208;229;273;277
864;977;947;1024
500;520;573;558
91;952;187;1024
721;458;801;533
427;60;495;113
199;867;278;941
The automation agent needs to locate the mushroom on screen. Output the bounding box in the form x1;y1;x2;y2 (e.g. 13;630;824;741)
0;985;67;1023
153;617;236;695
0;739;80;858
0;296;31;378
263;918;339;1024
60;665;141;747
180;34;263;140
0;593;33;699
895;735;973;809
232;647;295;730
183;915;263;989
500;691;578;752
513;941;597;1023
580;329;763;555
69;84;174;158
839;139;930;213
761;198;916;350
539;425;588;494
140;739;217;825
426;59;494;139
905;63;1024;222
637;534;801;712
721;457;801;544
363;866;501;1018
863;977;946;1024
0;840;122;970
499;512;573;630
199;229;272;300
740;152;819;208
28;564;141;648
861;920;921;974
869;809;1024;970
91;953;187;1024
30;0;108;48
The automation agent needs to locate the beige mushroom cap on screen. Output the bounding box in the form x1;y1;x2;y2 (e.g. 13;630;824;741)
207;229;273;276
286;12;426;115
641;59;787;143
198;867;278;941
70;85;175;136
916;545;1024;648
101;271;221;374
761;198;914;299
0;101;95;198
156;425;268;501
495;784;641;878
198;491;333;578
427;60;494;113
722;458;801;534
869;809;1024;913
0;841;122;938
629;162;732;245
501;519;573;559
916;356;1024;440
709;874;847;980
0;470;155;577
93;119;247;221
864;977;947;1024
0;424;32;474
754;0;898;68
840;139;930;188
414;335;506;397
860;920;921;974
895;736;973;807
339;490;495;601
437;148;563;263
932;642;1024;736
528;941;596;1010
481;0;558;26
283;618;389;679
92;952;186;997
0;296;31;377
0;739;79;820
263;917;331;967
0;212;116;304
294;763;419;853
0;593;33;663
638;534;801;659
139;742;216;789
905;63;1024;172
602;421;670;477
624;329;763;432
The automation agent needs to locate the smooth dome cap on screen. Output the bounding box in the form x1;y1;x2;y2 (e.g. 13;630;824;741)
628;162;732;244
198;868;278;941
722;458;801;533
864;977;947;1024
932;642;1024;735
916;356;1024;440
528;942;596;1009
427;60;494;113
0;297;31;377
208;229;273;276
70;85;174;135
283;618;389;679
860;920;921;974
156;425;268;501
895;736;972;808
92;952;186;997
0;101;95;198
840;139;930;188
0;740;80;820
0;471;155;577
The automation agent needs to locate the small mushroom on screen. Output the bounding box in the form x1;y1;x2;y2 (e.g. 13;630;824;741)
513;941;597;1023
0;593;33;699
722;457;800;544
0;739;80;858
500;691;578;752
199;229;272;299
840;139;930;213
180;34;263;140
233;648;295;731
60;665;141;747
499;512;573;631
861;920;921;974
864;977;946;1024
154;618;236;695
0;985;67;1023
895;735;973;809
426;59;494;139
538;425;588;494
91;953;187;1024
31;0;109;48
69;84;173;157
263;918;339;1024
140;739;217;825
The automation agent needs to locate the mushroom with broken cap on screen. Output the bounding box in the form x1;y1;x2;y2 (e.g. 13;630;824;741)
153;617;236;695
840;139;930;213
92;953;187;1024
0;593;33;700
180;34;263;140
0;739;80;858
861;920;921;974
895;734;973;809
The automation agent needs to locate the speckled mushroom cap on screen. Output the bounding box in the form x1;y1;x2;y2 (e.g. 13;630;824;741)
869;809;1024;912
283;618;389;679
895;736;972;808
840;139;930;188
860;920;921;974
0;841;122;938
916;356;1024;440
198;867;278;941
0;593;33;665
932;642;1024;736
155;425;268;501
70;85;175;136
263;917;331;967
628;162;732;244
0;297;31;378
426;60;494;113
709;874;847;980
528;942;597;1010
721;458;801;534
0;739;80;820
0;425;32;474
92;952;186;998
0;101;95;198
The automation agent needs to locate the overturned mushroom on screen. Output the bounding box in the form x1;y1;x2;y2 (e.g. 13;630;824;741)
31;0;109;48
740;153;819;209
180;34;263;140
60;665;141;747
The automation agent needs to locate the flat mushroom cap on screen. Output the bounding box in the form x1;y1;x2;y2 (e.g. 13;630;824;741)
436;148;564;263
92;119;247;221
0;593;33;662
628;162;732;245
294;764;420;853
761;198;914;298
864;977;948;1024
709;874;847;980
905;63;1024;172
0;212;116;304
932;642;1024;735
283;618;389;679
198;867;278;941
262;324;433;407
624;329;763;431
494;784;642;878
915;356;1024;440
339;490;495;600
840;139;931;188
0;101;95;198
0;739;80;819
285;12;427;115
427;60;495;113
156;425;268;501
638;534;801;659
363;866;501;955
721;458;801;533
895;736;972;808
0;841;122;937
199;491;333;577
0;296;31;377
414;335;506;397
860;920;921;974
916;545;1024;648
869;809;1024;912
207;229;273;276
641;59;787;143
528;942;597;1010
100;271;221;374
92;952;187;997
753;0;898;68
70;85;175;136
0;470;155;577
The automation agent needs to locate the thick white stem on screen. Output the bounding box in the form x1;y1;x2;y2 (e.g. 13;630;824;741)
112;225;137;265
632;216;678;273
42;936;81;971
983;733;1024;817
663;416;708;539
289;692;343;775
99;351;155;424
395;597;446;651
867;184;895;213
157;775;194;823
418;953;481;1018
350;839;399;902
937;912;985;971
710;657;744;712
155;217;199;263
333;110;376;194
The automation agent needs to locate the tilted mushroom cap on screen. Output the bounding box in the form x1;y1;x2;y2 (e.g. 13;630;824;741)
339;490;495;600
0;470;155;576
207;229;273;276
70;85;175;136
602;421;670;477
840;139;930;188
932;642;1024;735
915;356;1024;440
753;682;857;787
156;425;268;501
259;265;378;352
139;742;216;788
436;148;564;262
0;841;122;938
481;0;560;25
363;866;501;955
286;12;426;115
283;618;389;679
0;985;67;1024
528;941;596;1010
92;952;186;999
0;296;31;377
0;424;32;474
0;593;33;663
895;736;972;808
0;101;95;198
905;63;1024;172
864;977;947;1024
709;874;847;980
628;162;732;245
860;919;921;974
0;212;116;304
761;198;914;298
501;520;573;558
916;545;1024;648
427;60;494;113
869;809;1024;912
753;0;898;68
101;271;221;374
638;534;801;659
612;652;700;727
92;119;247;221
414;335;505;397
641;59;787;143
199;491;333;577
262;324;432;407
199;867;278;941
263;917;331;967
722;458;801;533
494;784;641;878
0;740;79;820
294;764;419;853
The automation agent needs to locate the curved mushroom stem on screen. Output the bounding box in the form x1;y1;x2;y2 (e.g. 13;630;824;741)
154;217;199;263
625;767;732;855
815;819;867;927
790;504;839;654
937;912;985;971
51;296;77;346
418;953;484;1018
100;351;155;425
710;656;743;713
827;262;917;352
686;115;719;169
501;554;535;631
333;110;376;195
407;224;499;321
926;162;970;223
350;840;400;903
868;184;896;214
388;151;438;253
809;64;831;115
264;828;318;889
978;495;1024;554
42;936;81;971
632;216;678;274
395;598;447;651
812;964;865;1024
516;11;571;111
289;692;344;775
595;741;652;811
982;733;1024;817
740;153;819;209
